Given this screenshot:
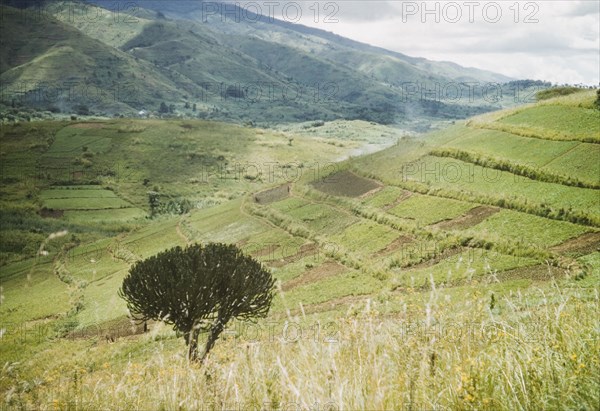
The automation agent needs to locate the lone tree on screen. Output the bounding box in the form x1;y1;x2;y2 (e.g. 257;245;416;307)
159;102;169;114
147;191;160;217
119;243;275;362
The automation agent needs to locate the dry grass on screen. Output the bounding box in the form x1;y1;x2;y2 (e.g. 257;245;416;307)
5;281;598;410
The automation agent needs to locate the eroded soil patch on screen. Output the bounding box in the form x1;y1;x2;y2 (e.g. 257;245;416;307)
376;235;414;256
40;208;64;218
551;232;600;256
431;206;500;230
254;184;290;204
312;170;381;197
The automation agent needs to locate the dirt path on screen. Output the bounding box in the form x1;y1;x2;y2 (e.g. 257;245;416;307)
359;186;383;199
551;232;600;255
68;317;154;342
383;190;413;211
431;206;500;230
376;235;414;256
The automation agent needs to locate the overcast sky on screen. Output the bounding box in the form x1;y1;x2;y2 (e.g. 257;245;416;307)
288;0;599;85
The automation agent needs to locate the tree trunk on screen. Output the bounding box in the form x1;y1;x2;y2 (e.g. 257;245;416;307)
199;320;225;364
187;328;200;362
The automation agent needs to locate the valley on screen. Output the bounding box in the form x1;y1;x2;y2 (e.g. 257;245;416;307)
0;1;599;410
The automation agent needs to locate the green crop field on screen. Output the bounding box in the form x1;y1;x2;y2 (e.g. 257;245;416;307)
42;197;133;210
45;133;113;155
285;202;359;234
498;105;600;141
274;268;380;310
541;143;600;184
39;186;120;198
387;194;474;225
465;209;591;247
329;220;399;256
440;128;578;166
360;185;407;209
399;250;539;288
414;155;599;220
63;208;147;223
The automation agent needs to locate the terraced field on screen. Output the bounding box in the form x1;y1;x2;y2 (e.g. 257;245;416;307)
41;187;134;210
434;129;600;187
497;105;599;141
1;91;598;409
386;194;473;225
39;186;146;229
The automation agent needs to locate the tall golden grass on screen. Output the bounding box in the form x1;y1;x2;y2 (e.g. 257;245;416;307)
7;282;598;410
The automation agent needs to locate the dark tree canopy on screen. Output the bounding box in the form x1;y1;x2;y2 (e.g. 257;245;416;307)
159;101;169;114
119;243;275;362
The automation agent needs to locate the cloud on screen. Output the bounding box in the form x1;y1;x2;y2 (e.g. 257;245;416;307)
563;1;600;17
436;52;600;85
297;0;600;85
308;0;398;22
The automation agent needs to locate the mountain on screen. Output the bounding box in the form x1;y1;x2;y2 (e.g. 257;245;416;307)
1;1;516;127
117;0;512;84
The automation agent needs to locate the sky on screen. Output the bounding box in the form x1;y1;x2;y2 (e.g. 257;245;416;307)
286;0;600;85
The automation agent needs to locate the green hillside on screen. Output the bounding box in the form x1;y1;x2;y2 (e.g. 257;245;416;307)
0;6;200;115
1;87;598;408
1;2;530;127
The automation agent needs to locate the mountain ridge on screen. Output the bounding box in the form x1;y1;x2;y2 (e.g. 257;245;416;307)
2;1;518;127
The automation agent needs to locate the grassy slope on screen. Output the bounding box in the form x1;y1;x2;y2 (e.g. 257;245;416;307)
1;92;599;409
0;6;194;114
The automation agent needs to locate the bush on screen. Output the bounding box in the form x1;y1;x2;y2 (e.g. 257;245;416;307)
535;86;585;101
75;104;90;115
